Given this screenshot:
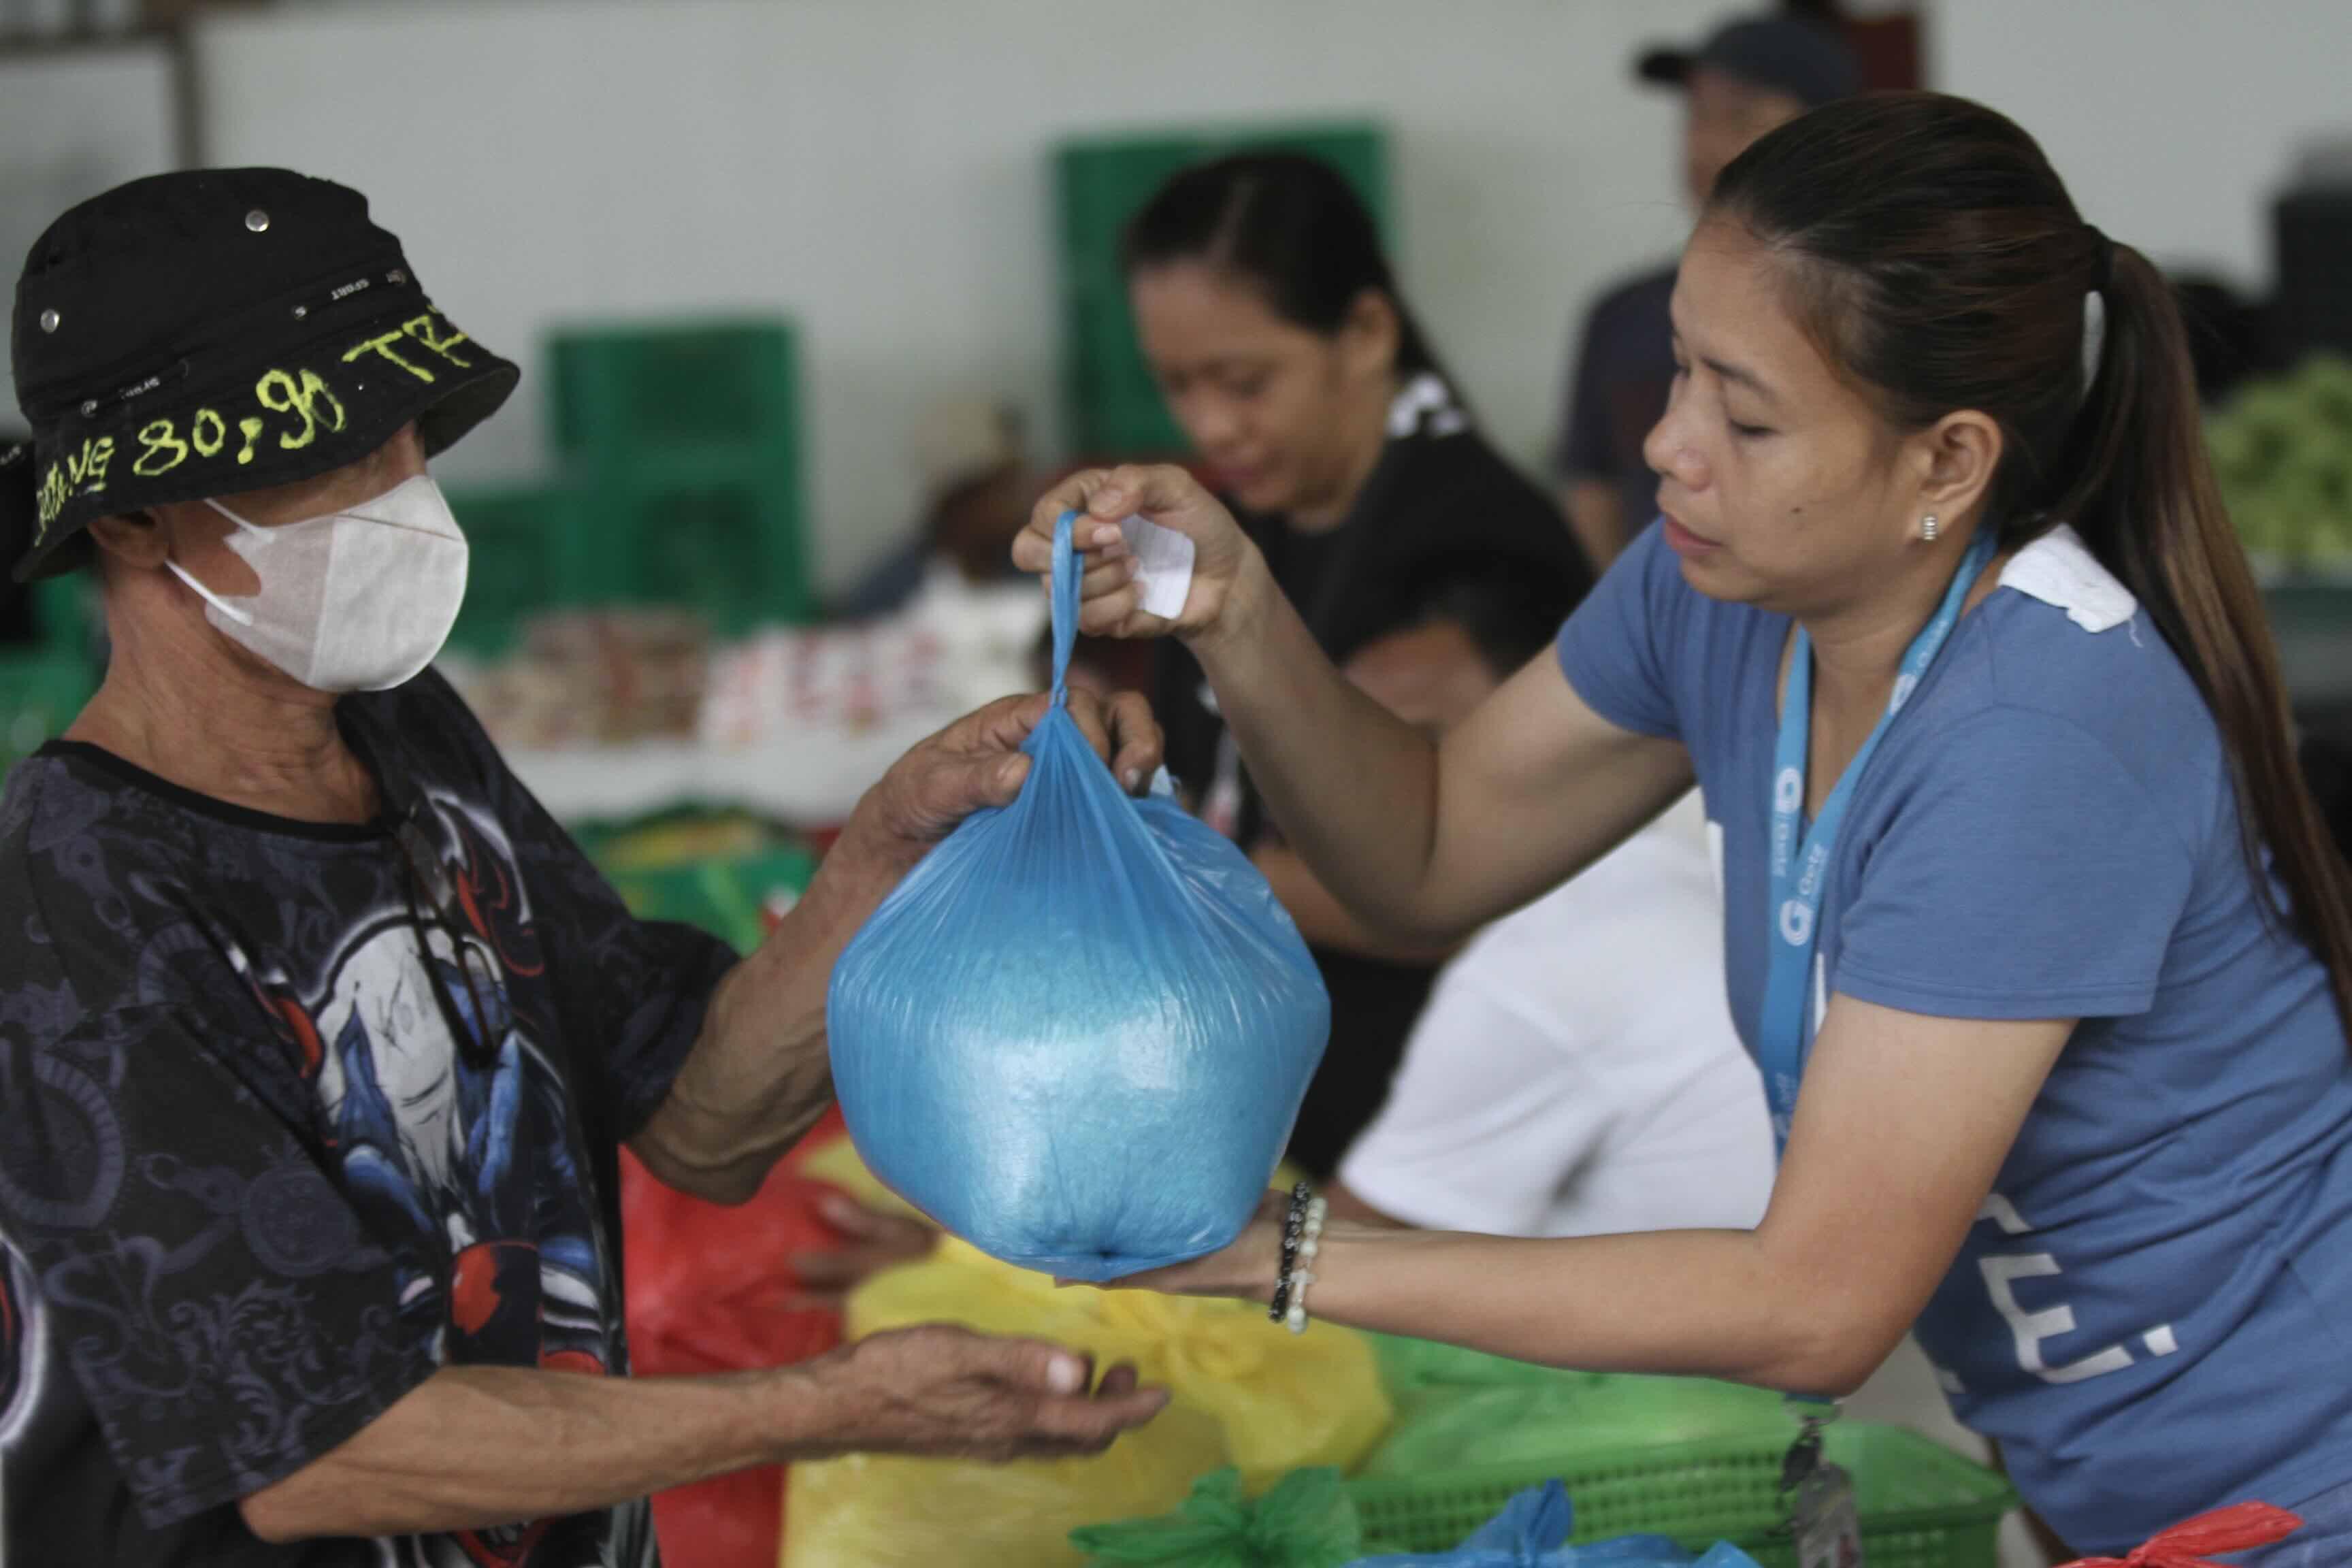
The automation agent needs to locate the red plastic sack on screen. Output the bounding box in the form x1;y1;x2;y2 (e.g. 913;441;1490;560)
623;1109;855;1568
2059;1502;2304;1567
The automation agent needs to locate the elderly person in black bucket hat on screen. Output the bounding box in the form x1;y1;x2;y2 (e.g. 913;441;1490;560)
0;169;1164;1564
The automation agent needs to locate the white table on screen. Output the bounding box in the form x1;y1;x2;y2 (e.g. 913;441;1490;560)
502;710;947;828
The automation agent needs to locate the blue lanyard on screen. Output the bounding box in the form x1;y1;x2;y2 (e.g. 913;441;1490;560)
1757;529;1997;1157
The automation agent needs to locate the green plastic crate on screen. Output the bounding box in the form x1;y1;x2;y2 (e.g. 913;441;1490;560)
0;652;97;779
1;576;102;779
444;484;587;655
1054;121;1390;457
576;448;812;630
550;318;802;463
22;572;93;655
544;321;812;629
1347;1424;2014;1568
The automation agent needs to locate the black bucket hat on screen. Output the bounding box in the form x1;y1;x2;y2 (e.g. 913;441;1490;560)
3;167;518;582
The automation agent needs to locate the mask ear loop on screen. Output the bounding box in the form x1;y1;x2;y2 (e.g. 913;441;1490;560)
164;498;269;627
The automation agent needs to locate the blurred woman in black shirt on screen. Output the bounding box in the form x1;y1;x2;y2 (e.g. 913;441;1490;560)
1124;153;1592;1175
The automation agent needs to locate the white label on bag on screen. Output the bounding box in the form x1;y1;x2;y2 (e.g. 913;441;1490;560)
1119;513;1196;621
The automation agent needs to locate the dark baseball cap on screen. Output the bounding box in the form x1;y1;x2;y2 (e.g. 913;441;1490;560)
3;168;517;582
1638;14;1861;109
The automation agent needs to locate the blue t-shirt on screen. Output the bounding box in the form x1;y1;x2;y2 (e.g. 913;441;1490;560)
1556;522;2352;1553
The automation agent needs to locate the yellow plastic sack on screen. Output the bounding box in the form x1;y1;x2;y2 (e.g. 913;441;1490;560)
782;1146;1390;1568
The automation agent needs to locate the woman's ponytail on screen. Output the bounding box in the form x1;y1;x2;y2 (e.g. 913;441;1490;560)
2057;242;2352;1035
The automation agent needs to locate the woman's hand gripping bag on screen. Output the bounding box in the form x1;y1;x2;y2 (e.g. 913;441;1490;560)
828;512;1330;1281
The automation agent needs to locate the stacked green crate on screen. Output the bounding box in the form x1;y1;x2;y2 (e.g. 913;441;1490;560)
1055;122;1391;457
548;320;813;632
442;484;587;656
0;575;99;779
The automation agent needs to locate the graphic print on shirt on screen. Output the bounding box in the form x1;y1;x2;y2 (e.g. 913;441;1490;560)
231;798;632;1568
0;1247;40;1454
1968;1192;2178;1390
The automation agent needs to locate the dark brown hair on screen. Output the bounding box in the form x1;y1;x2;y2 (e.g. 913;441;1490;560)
1123;152;1443;382
1710;91;2352;1034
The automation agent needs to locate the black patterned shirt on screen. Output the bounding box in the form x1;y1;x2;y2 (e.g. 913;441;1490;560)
0;669;736;1565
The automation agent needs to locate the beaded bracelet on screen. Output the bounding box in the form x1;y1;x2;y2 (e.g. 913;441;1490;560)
1268;1183;1328;1333
1269;1182;1310;1323
1287;1194;1328;1335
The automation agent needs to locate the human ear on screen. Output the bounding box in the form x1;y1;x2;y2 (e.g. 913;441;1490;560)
86;508;169;568
1913;410;2003;528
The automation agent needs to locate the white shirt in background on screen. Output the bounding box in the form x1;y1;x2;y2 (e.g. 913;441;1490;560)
1338;794;1776;1238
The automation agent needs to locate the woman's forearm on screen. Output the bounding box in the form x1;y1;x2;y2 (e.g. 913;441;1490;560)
1305;1224;1895;1398
1190;552;1452;936
1190;550;1695;944
1252;843;1460;963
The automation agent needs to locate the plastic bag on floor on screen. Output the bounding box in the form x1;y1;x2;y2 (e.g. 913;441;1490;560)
827;510;1328;1280
2055;1501;2303;1567
622;1114;851;1568
1348;1481;1755;1568
781;1145;1390;1568
808;1141;1389;1486
1071;1467;1363;1568
1362;1338;1786;1480
784;1405;1230;1568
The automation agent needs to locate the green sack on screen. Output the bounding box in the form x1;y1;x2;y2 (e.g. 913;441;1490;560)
1073;1467;1364;1568
1364;1338;1788;1479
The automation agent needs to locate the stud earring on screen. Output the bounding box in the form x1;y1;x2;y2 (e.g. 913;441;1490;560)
1921;514;1940;542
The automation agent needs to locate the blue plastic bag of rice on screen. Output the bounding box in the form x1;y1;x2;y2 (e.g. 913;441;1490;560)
827;510;1330;1281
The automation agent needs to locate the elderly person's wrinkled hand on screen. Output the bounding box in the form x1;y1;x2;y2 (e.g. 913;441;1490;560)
850;687;1163;864
796;1325;1168;1462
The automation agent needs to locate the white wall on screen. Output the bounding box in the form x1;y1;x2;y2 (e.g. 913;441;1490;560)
1931;0;2352;287
190;0;1714;591
27;1;2347;593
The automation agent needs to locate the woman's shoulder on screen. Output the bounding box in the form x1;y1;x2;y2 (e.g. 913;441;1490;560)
1921;529;2225;830
1973;530;2213;742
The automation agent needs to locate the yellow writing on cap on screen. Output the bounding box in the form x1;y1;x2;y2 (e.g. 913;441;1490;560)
404;312;474;369
35;336;470;537
35;461;68;534
303;370;347;434
256;368;347;452
342;329;435;384
65;436;114;495
33;437;121;540
134;419;190;478
257;372;314;451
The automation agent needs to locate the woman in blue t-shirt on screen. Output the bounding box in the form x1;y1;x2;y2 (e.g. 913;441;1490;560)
1017;93;2352;1561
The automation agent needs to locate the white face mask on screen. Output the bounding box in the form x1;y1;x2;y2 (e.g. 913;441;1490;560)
166;473;470;693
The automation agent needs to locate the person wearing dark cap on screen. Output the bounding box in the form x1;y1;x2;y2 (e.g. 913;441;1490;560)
1552;10;1858;568
0;169;1165;1564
